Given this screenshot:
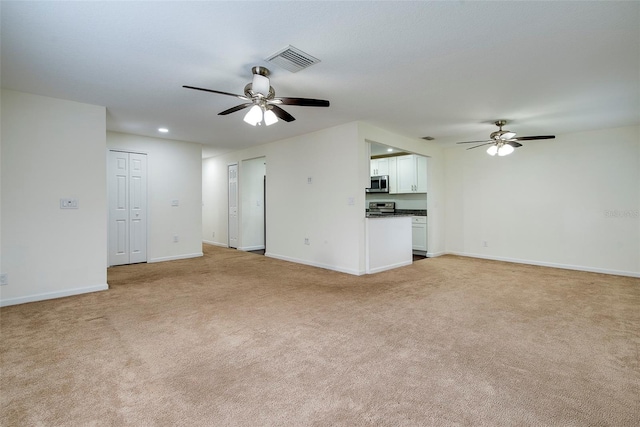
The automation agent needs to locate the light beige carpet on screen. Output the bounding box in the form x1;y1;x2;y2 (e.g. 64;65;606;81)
1;244;639;426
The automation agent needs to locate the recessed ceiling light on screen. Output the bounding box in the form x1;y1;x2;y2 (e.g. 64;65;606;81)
387;148;393;152
158;128;169;133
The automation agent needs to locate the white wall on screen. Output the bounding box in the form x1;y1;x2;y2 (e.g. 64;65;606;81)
444;125;640;277
203;122;366;274
1;90;108;306
107;132;203;263
267;123;364;273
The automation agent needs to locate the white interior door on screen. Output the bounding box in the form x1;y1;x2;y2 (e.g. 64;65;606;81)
109;151;147;266
228;163;238;248
128;153;147;263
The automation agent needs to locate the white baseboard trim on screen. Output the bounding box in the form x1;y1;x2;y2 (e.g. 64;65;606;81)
148;252;203;263
427;251;446;258
239;245;266;251
446;251;640;278
202;240;228;248
0;284;109;307
265;252;363;276
367;260;413;274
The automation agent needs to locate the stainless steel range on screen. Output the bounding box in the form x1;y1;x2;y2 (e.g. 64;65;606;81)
367;201;395;216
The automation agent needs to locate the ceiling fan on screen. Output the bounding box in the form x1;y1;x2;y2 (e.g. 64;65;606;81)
456;120;555;156
183;66;330;126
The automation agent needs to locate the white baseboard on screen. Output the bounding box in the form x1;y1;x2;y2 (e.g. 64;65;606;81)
202;240;228;248
148;252;203;263
367;260;413;274
446;251;640;278
265;252;363;276
239;245;265;251
0;284;109;307
427;251;446;258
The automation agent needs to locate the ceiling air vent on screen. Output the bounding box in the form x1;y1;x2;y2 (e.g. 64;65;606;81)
266;45;320;73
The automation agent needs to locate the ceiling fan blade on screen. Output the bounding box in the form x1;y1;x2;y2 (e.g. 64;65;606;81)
514;135;556;141
271;105;296;122
277;97;330;107
466;142;495;150
218;103;252;116
506;141;523;148
183;85;248;100
456;140;492;144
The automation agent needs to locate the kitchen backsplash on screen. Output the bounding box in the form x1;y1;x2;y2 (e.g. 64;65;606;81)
365;192;427;210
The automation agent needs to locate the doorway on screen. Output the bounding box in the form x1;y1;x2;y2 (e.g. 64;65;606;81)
238;157;266;252
108;150;148;266
228;163;239;248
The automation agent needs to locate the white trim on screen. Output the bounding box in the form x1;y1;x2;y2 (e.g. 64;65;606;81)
108;148;148;156
367;260;413;274
427;251;446;258
446;251;640;278
0;284;109;307
148;252;203;263
203;240;228;248
239;245;266;251
266;252;364;276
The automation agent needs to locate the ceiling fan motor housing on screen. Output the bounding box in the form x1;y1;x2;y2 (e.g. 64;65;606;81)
490;130;516;141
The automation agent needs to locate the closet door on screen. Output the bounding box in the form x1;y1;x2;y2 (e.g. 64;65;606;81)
108;151;147;266
128;153;147;263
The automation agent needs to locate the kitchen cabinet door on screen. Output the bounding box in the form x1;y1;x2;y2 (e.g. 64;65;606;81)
396;155;416;193
387;157;398;194
396;154;427;193
416;155;427;192
370;158;390;176
411;216;427;252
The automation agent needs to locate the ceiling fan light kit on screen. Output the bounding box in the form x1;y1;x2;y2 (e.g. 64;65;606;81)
183;65;330;127
263;109;278;126
243;105;264;126
456;120;555;157
487;143;514;156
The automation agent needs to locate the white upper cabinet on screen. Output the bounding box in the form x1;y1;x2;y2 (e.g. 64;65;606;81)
396;154;427;193
370;157;390;176
387;157;397;194
416;155;427;192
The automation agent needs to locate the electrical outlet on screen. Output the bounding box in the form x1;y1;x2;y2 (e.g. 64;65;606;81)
307;177;312;184
304;237;310;245
483;241;488;247
212;232;215;238
0;273;8;286
60;198;78;209
173;235;179;243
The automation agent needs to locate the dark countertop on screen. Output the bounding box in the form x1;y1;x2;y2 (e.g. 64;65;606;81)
395;209;427;216
366;209;427;218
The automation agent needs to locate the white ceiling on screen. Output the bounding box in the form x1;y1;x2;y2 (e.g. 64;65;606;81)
2;1;638;158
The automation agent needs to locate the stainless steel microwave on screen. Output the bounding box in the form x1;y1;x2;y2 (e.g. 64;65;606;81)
367;175;389;193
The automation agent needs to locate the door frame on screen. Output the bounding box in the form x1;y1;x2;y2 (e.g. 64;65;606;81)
228;162;239;249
